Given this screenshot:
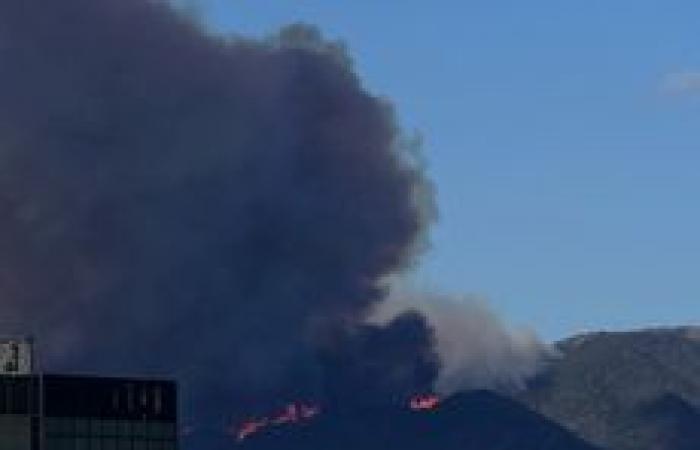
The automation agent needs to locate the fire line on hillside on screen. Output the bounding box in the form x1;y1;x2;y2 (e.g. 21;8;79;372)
233;394;441;442
233;402;321;442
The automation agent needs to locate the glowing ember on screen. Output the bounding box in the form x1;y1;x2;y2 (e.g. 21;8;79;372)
234;402;321;441
236;418;269;441
409;394;440;411
179;424;196;437
300;404;321;419
271;403;321;425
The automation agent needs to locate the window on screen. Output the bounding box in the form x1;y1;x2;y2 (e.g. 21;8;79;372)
102;438;118;450
75;419;89;436
116;420;131;437
153;387;162;416
45;438;76;450
102;420;119;437
45;418;76;437
132;421;147;438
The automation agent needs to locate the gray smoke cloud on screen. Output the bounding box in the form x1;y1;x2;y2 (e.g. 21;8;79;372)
372;291;556;395
0;0;437;430
661;71;700;96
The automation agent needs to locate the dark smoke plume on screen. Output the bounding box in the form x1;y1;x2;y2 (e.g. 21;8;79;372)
373;291;555;395
0;0;436;436
319;310;439;410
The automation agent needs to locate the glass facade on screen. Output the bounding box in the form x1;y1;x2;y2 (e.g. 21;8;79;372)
0;375;39;450
44;418;177;450
0;375;177;450
0;415;32;450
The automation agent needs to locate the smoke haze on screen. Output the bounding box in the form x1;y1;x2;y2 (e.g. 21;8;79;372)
372;291;555;395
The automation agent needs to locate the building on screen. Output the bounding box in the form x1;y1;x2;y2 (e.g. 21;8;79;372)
0;339;178;450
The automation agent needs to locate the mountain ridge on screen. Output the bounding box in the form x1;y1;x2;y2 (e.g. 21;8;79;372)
518;326;700;450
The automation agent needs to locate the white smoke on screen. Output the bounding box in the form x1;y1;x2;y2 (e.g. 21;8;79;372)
660;71;700;96
371;290;557;395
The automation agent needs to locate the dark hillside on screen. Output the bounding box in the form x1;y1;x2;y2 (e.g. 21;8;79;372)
241;390;599;450
519;327;700;450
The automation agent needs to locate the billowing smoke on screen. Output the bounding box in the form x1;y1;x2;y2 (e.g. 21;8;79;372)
319;310;439;409
0;0;436;425
372;291;556;395
0;1;552;446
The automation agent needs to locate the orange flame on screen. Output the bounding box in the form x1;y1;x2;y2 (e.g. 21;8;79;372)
409;394;440;411
234;395;438;442
234;402;321;442
236;418;269;441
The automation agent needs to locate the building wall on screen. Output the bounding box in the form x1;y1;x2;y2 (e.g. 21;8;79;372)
0;415;32;450
0;375;39;450
42;375;178;450
0;375;177;450
44;417;176;450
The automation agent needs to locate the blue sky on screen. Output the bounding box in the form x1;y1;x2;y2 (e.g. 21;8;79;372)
188;1;700;340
